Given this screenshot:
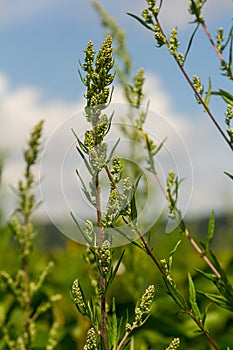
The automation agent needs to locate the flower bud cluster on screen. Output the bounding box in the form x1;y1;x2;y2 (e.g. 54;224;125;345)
225;104;233;141
81;36;114;121
166;337;180;350
89;143;107;175
154;25;166;47
84;328;97;350
134;285;155;327
71;279;88;316
169;28;185;65
98;240;111;277
193;75;204;103
216;27;224;52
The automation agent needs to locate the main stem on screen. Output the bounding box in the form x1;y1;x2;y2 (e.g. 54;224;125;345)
95;173;108;349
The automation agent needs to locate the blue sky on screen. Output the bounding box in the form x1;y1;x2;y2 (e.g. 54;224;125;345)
1;0;233;236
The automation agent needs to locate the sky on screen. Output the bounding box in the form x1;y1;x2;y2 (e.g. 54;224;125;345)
1;0;233;241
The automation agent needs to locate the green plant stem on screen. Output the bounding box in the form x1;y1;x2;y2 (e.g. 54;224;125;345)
95;173;108;349
135;228;167;277
187;309;219;350
150;9;233;150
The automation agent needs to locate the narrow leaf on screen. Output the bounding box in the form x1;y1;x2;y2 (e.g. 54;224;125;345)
198;291;233;312
224;171;233;180
169;240;182;256
111;298;118;350
154;137;167;156
71;128;89;153
204;77;212;107
163;276;187;310
184;24;200;61
107;138;121;162
195;268;219;283
206;210;215;250
106;250;125;290
70;212;92;245
188;273;202;322
76;169;93;204
211;89;233;105
127;13;154;32
221;25;233;51
76;146;92;175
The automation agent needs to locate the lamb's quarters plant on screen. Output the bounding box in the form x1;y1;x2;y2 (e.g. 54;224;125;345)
93;1;233;349
70;35;159;350
0;121;62;349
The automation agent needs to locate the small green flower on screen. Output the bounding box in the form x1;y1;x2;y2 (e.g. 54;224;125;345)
216;27;224;52
166;337;180;350
169;28;180;55
84;328;97;350
134;285;155;327
98;240;111;277
154;25;166;47
71;279;88;316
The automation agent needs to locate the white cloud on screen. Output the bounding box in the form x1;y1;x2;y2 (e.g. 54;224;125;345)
1;72;232;238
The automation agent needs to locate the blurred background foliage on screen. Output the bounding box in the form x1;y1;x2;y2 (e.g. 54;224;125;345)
1;212;233;349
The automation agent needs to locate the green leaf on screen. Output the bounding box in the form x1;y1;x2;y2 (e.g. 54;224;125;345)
221;25;233;51
195;268;219;283
111;298;118;350
169;240;182;256
70;212;92;246
198;291;233;312
106;249;125;290
107;138;121;162
163;276;187;310
224;171;233;180
127;12;155;32
211;89;233;105
188;273;202;322
184;23;200;61
72;128;89;153
204;77;212;107
76;169;93;204
129;176;142;222
206;210;215;250
153;137;167;156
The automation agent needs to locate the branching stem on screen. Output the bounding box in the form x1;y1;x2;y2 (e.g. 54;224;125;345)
153;15;233;150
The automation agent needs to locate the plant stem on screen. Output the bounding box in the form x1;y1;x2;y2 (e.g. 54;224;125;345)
135;228;167;277
117;331;131;350
201;20;224;61
187;309;220;350
184;229;221;279
153;14;233;150
95;173;108;349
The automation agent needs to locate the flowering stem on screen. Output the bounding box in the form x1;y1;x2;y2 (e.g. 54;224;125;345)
152;13;233;150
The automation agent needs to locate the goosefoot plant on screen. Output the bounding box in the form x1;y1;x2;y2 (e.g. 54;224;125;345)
0;121;61;349
93;1;233;349
70;36;182;349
